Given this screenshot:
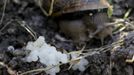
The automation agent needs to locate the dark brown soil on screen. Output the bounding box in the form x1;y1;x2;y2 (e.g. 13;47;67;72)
0;0;133;75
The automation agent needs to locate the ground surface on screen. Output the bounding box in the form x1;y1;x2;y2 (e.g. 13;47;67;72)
0;0;134;75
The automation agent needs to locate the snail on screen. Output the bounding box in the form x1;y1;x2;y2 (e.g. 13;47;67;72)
35;0;113;45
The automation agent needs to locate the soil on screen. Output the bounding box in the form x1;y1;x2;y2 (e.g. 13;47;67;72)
0;0;133;75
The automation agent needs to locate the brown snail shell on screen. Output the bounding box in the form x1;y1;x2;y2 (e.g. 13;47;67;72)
36;0;110;16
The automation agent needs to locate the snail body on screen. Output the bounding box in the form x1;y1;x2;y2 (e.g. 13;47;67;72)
59;20;88;44
83;13;113;45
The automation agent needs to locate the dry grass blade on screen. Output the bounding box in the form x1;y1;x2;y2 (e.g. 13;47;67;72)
38;0;54;16
0;62;17;75
20;64;62;75
49;0;54;16
16;20;37;40
0;0;8;25
0;19;13;32
20;56;84;75
19;37;124;75
126;55;134;63
124;8;132;19
38;0;48;16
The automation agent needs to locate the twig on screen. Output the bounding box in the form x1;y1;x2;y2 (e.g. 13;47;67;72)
15;20;37;40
